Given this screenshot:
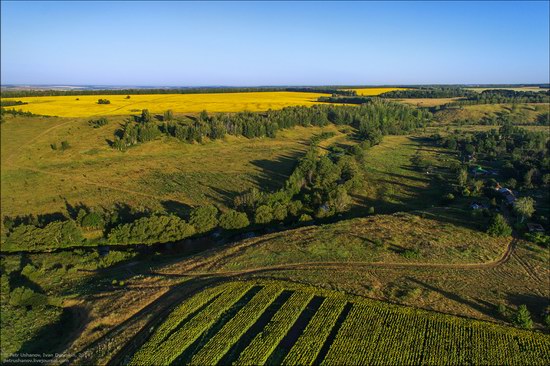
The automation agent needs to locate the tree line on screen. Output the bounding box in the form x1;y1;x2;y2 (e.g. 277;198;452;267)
378;87;477;99
448;89;550;106
112;101;431;150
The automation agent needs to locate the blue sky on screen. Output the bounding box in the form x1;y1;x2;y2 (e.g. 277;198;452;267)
1;1;548;86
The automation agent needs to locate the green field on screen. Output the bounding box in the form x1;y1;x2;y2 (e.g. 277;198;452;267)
128;279;550;366
1;114;343;219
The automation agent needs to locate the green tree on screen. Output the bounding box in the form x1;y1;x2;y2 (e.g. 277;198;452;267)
486;214;512;237
514;305;533;329
272;202;288;221
189;205;219;233
219;210;249;230
254;205;273;224
514;197;535;223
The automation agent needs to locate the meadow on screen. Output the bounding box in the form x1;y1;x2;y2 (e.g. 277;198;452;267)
1;114;343;218
127;279;550;366
185;212;509;272
0;91;330;117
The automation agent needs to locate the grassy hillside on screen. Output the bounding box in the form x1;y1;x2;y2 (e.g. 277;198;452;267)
188;213;509;272
1;114;342;218
1;91;330;117
434;103;546;124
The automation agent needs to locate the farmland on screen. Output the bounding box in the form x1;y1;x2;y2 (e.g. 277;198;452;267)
0;91;330;117
348;87;407;96
1;90;549;365
126;280;550;366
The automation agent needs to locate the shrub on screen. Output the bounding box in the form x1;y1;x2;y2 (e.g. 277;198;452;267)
219;210;249;230
443;193;455;203
368;207;375;215
298;214;313;222
60;140;70;151
486;214;512;237
524;232;549;248
97;99;111;104
88;117;108;128
189;205;219;233
80;212;105;230
402;248;421;259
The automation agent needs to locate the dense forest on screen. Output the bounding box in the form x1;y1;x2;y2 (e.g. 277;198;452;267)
378;87;476;98
0;87;356;98
449;89;550;105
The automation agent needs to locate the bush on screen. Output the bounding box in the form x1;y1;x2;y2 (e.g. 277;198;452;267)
60;140;70;151
524;232;549;248
97;99;111;104
254;205;273;224
368;207;375;215
80;212;105;230
401;248;421;259
298;214;313;222
443;193;455;204
88;117;108;128
219;210;249;230
189;205;219;233
486;214;512;237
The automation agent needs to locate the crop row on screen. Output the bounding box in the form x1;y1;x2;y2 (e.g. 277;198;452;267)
282;297;347;365
130;280;550;366
130;283;225;356
129;282;253;365
321;302;550;365
234;291;314;365
188;285;284;365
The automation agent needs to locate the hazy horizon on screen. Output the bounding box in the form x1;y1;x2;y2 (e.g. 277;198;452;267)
2;1;549;85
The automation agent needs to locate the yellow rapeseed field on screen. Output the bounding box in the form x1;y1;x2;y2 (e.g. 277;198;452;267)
349;87;407;96
1;91;329;117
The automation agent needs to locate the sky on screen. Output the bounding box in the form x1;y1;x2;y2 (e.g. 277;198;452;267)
1;1;549;86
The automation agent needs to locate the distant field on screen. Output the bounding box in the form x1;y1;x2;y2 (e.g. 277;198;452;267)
1;114;342;218
0;91;329;117
348;87;407;96
434;103;547;124
128;279;550;366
